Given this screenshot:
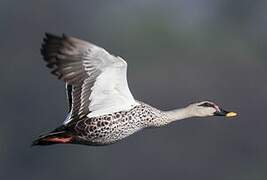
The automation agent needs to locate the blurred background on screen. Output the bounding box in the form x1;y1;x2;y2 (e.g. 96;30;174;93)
1;0;267;179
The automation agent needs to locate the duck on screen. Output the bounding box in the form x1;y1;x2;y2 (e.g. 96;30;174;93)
32;33;237;146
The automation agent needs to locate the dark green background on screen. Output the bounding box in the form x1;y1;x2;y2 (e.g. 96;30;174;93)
1;0;267;179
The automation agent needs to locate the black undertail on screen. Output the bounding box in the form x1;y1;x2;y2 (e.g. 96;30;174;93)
32;126;75;146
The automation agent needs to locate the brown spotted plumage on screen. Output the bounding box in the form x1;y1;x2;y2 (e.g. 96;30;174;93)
70;102;165;145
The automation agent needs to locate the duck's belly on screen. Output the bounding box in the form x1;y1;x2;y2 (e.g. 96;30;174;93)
72;104;162;145
74;113;146;145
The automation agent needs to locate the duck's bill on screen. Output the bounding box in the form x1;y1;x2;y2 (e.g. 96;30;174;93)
225;112;238;117
214;109;237;117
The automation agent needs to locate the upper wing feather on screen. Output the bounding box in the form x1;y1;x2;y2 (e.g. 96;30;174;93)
41;33;139;123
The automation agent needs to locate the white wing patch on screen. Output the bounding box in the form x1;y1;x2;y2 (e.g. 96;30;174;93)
88;57;139;117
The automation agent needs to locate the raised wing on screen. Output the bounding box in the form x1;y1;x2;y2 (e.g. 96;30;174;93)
41;33;139;123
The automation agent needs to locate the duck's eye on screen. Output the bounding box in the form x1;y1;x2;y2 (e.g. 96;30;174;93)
199;102;214;107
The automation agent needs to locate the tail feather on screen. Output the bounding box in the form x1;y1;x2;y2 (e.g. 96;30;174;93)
32;131;74;146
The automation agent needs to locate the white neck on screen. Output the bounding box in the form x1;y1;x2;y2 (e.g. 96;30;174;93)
164;106;194;123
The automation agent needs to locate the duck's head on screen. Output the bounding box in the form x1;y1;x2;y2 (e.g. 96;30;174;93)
188;101;237;118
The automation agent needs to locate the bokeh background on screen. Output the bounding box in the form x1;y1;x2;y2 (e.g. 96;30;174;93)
1;0;267;179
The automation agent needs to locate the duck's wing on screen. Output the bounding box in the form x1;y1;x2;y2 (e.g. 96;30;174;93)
64;84;84;123
41;33;139;124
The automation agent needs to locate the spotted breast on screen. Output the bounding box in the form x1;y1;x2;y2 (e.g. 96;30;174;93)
69;103;164;145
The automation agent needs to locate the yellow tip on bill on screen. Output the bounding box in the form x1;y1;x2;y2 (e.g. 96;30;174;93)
226;112;237;117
